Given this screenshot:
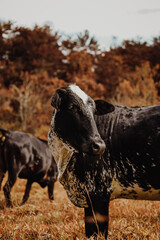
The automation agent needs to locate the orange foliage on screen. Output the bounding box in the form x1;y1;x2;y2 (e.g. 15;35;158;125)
73;75;105;99
66;50;94;79
113;62;159;106
1;21;160;135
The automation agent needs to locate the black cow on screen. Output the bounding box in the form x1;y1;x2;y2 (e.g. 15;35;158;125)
48;84;160;239
0;128;57;207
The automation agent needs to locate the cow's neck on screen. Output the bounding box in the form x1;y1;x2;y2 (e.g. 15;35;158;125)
52;133;74;179
48;111;75;179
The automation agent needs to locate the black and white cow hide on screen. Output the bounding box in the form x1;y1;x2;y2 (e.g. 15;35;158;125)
48;84;160;239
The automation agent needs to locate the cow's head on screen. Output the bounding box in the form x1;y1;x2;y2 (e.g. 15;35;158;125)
48;84;114;157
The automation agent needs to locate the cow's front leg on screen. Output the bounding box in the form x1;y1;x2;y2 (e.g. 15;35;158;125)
48;182;55;200
3;173;17;208
0;171;5;190
84;197;110;239
21;180;32;205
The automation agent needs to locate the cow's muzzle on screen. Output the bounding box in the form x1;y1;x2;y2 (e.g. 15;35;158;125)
91;137;106;155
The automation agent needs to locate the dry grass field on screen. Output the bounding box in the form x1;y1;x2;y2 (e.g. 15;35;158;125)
0;177;159;240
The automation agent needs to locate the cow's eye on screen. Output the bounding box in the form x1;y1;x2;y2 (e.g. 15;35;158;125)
68;104;74;110
68;105;79;112
89;102;96;112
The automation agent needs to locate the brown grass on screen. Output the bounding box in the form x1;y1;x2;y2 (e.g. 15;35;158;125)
0;178;159;240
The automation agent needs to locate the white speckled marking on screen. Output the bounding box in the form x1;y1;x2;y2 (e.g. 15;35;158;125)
111;178;160;200
48;110;75;179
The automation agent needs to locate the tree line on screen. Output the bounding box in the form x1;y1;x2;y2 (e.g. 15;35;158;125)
0;21;160;137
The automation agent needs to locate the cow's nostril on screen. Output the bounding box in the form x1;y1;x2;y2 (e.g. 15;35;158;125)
92;143;100;152
91;141;106;154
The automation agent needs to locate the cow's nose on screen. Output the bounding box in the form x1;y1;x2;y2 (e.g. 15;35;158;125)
91;140;106;155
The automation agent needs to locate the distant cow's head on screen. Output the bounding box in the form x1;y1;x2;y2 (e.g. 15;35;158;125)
48;84;114;156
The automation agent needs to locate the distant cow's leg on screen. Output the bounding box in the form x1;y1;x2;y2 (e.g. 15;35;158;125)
3;171;18;207
84;197;110;239
21;180;32;205
0;147;5;190
48;182;54;200
0;171;5;190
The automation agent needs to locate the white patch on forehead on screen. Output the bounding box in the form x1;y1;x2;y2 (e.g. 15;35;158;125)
69;84;88;104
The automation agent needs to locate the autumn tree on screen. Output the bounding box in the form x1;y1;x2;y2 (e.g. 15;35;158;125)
1;24;66;87
112;62;159;106
0;21;14;87
62;30;99;54
94;51;123;98
113;40;149;71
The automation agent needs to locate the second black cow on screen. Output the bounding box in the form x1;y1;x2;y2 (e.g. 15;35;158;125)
0;128;57;207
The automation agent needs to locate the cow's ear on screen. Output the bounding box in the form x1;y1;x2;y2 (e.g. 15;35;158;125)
95;100;115;115
51;88;66;109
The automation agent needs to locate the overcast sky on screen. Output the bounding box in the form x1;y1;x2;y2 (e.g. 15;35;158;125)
0;0;160;48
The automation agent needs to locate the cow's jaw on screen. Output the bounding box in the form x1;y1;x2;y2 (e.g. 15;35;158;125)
48;110;75;179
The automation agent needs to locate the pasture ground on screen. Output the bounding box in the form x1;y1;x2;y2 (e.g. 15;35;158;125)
0;177;159;240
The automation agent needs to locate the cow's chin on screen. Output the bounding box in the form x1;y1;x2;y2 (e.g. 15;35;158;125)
87;149;105;156
73;148;104;157
82;149;105;156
